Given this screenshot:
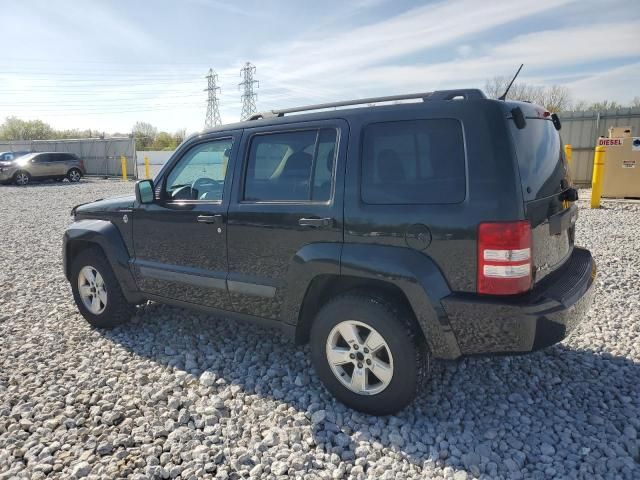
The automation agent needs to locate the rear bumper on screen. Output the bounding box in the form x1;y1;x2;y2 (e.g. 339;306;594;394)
442;247;596;356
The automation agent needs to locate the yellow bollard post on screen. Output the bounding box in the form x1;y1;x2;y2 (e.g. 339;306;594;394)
144;156;151;179
120;155;128;181
590;146;605;209
564;144;572;172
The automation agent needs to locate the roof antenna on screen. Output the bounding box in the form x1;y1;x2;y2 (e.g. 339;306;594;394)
499;64;524;100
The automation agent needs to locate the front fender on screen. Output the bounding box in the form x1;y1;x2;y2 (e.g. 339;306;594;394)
341;244;461;359
63;219;142;303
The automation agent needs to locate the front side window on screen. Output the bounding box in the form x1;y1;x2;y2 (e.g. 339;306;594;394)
165;138;233;201
244;128;337;202
361;119;466;205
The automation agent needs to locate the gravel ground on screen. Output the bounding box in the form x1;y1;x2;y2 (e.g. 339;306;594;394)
0;179;638;480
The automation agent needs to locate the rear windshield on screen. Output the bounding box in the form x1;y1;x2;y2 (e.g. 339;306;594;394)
509;118;568;201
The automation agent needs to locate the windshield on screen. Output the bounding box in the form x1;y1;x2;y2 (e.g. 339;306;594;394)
509;118;568;202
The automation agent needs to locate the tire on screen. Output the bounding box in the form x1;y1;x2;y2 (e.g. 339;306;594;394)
310;291;429;415
14;171;30;186
67;168;82;182
70;247;133;328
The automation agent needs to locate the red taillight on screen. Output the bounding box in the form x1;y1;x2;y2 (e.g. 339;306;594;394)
477;221;532;295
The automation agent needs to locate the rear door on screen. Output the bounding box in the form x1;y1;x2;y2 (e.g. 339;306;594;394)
52;153;70;175
508;113;575;283
226;120;346;320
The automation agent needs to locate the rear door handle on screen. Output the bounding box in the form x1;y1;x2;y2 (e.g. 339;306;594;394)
197;214;224;224
298;217;333;227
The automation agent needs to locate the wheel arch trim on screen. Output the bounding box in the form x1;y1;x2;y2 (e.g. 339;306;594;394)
63;219;143;303
295;243;461;359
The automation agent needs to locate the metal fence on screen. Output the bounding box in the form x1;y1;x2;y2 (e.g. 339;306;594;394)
0;137;137;178
560;108;640;186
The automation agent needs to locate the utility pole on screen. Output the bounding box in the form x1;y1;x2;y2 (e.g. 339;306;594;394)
239;62;259;120
204;68;222;128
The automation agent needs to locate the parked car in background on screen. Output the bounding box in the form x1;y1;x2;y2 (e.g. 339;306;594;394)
0;152;85;185
0;151;31;162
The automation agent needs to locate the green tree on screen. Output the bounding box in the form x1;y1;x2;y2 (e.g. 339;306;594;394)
58;128;93;139
0;116;55;140
585;100;622;111
133;121;157;150
152;131;177;150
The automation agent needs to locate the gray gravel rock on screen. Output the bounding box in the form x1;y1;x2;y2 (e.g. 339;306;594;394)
0;181;638;479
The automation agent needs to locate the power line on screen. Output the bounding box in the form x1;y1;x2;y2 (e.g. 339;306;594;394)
7;105;204;116
204;69;222;128
0;79;203;87
239;62;259;120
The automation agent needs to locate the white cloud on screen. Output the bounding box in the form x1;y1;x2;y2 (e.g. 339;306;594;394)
567;62;639;103
257;0;575;83
249;15;640;110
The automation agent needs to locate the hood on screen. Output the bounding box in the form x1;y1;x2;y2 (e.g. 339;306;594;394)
74;194;135;217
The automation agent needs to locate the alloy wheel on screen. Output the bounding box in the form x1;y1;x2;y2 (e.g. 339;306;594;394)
15;173;29;186
325;320;394;395
78;266;107;315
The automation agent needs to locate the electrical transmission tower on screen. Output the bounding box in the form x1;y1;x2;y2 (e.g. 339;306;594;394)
204;68;222;128
239;62;259;120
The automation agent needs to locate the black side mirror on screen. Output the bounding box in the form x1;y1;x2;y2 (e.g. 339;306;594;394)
135;179;155;204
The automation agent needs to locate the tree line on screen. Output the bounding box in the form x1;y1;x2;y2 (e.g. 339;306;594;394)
0;117;186;150
484;77;640;112
131;122;186;151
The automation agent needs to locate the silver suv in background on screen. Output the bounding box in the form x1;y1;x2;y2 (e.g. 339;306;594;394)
0;152;85;186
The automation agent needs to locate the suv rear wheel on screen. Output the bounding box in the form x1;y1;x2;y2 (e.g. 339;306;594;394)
67;168;82;182
310;292;429;415
14;171;30;186
70;247;133;328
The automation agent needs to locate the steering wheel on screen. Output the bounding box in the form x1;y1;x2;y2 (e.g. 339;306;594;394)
191;177;218;199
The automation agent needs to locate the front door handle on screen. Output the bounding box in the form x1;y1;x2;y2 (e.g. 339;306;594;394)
197;214;224;224
298;217;333;227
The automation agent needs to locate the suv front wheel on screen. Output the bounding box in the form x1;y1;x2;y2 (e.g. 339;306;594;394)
14;171;30;186
67;168;82;182
70;247;133;328
310;292;429;415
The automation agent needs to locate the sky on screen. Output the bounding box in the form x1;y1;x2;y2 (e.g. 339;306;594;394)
2;0;639;134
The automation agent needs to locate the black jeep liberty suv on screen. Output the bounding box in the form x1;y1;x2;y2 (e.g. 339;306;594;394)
64;89;596;415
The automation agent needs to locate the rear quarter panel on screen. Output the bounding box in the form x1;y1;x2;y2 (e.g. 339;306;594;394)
343;100;523;293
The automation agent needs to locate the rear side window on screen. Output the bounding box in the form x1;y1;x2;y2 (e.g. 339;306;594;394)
244;128;337;202
361;119;465;204
509;119;567;201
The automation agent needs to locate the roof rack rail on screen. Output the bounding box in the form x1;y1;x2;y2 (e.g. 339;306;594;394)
247;89;486;121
